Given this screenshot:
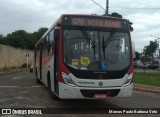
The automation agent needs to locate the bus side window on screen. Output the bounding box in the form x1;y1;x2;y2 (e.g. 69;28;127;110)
48;30;54;55
43;36;49;56
36;44;40;65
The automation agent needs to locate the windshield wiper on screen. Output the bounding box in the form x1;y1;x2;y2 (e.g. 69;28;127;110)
102;30;115;59
81;30;96;58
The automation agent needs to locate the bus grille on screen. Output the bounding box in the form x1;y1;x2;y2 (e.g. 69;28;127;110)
80;89;120;98
72;72;126;79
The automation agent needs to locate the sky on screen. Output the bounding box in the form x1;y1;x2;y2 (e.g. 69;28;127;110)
0;0;160;52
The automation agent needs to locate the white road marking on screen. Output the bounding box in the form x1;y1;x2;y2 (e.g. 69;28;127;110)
12;76;23;80
0;99;10;103
0;86;20;88
0;86;44;88
1;115;17;117
14;96;31;100
31;86;45;88
19;91;29;94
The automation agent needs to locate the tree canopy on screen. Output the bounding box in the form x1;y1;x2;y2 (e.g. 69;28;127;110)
0;27;48;50
0;34;3;39
143;40;158;59
108;12;134;32
135;51;141;60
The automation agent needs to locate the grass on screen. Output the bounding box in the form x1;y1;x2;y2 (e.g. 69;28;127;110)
134;72;160;87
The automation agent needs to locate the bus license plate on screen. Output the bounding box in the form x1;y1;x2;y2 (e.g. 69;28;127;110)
94;94;107;99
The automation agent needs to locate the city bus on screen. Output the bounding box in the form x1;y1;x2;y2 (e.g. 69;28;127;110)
34;14;134;99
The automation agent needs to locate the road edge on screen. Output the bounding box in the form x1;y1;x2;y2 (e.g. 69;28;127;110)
133;87;160;94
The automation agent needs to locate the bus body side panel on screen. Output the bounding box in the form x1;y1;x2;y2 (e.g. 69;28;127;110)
41;55;54;87
35;48;55;92
35;44;42;81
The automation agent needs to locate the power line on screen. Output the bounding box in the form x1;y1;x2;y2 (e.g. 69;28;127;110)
127;16;160;21
91;0;109;15
91;1;160;21
91;0;106;12
110;7;160;9
115;12;160;21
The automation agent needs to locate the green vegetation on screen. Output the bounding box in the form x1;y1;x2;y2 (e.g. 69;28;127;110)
21;63;31;68
109;12;133;32
134;72;160;87
0;27;48;50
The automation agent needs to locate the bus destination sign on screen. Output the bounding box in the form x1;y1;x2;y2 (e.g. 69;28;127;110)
72;18;121;28
63;16;128;29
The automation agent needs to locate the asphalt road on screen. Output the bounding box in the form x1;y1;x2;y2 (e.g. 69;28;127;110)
0;72;160;117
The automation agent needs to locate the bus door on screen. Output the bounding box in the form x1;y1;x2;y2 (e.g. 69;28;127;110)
54;28;60;95
54;40;59;94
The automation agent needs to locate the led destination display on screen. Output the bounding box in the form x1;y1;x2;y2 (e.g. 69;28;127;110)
63;15;129;29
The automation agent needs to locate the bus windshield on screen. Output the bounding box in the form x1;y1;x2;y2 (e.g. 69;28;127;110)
63;29;131;71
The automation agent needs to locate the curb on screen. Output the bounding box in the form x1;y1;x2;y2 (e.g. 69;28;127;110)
133;87;160;94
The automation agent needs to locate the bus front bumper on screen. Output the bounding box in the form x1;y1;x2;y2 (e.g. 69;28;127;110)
58;82;133;99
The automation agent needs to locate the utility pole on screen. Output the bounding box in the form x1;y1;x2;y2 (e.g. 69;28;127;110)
105;0;109;15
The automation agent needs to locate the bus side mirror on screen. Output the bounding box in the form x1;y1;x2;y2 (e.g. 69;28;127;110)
54;29;60;41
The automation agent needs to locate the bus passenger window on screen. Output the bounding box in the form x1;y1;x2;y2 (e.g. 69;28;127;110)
48;30;54;55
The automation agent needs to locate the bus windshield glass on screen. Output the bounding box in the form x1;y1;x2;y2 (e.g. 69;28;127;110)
63;29;131;71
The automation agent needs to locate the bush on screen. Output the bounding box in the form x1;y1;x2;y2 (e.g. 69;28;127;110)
21;63;31;68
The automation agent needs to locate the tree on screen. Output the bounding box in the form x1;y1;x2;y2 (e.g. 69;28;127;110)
0;34;3;39
0;34;4;44
1;27;48;50
33;27;48;40
109;12;134;32
143;40;158;61
5;30;29;48
135;51;140;60
110;12;122;18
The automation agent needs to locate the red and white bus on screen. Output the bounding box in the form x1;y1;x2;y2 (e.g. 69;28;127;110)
34;14;134;99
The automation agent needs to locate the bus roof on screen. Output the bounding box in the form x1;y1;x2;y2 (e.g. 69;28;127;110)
35;14;129;48
61;14;128;21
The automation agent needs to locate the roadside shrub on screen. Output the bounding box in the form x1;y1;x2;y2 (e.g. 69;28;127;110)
21;63;31;68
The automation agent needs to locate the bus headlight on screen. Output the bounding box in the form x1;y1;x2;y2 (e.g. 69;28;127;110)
123;74;133;87
62;72;77;87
